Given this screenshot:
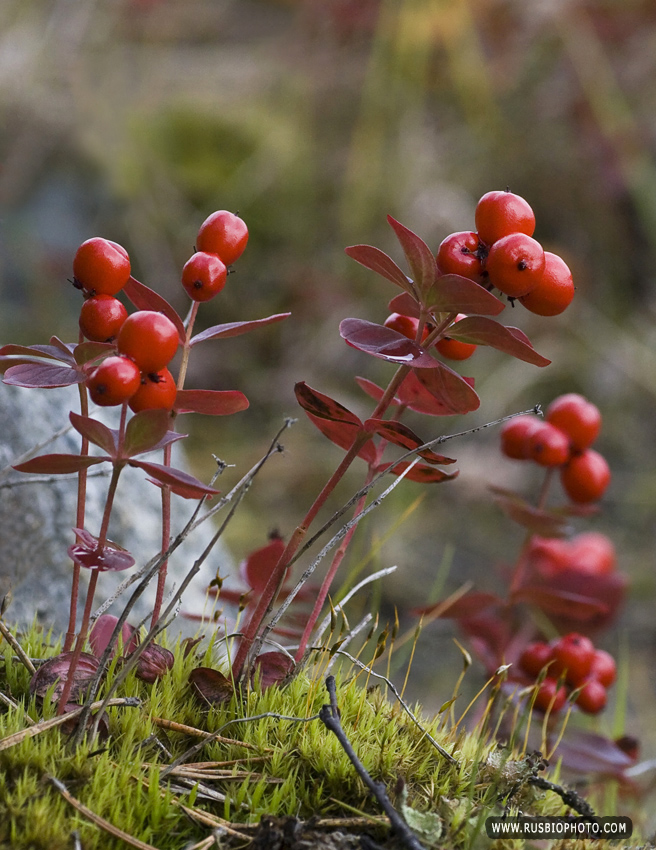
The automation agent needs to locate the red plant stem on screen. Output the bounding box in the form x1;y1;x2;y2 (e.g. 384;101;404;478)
231;362;414;680
56;406;128;714
150;301;199;628
294;466;375;663
64;381;90;652
510;466;556;594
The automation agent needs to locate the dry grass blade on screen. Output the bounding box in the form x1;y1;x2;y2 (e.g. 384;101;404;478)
176;804;252;839
150;716;267;752
0;620;37;674
47;775;162;850
0;697;139;752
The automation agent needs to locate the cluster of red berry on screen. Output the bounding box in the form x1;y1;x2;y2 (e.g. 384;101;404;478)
519;632;616;716
438;189;575;316
527;531;615;578
73;211;248;410
500;393;610;503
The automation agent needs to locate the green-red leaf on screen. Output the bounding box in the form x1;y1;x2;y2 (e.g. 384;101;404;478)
364;418;456;464
174;389;249;416
122;410;174;458
427;274;505;316
344;244;415;296
387;216;436;297
446;316;551;366
129;460;219;499
414;364;480;415
190;313;291;346
13;454;107;474
69;412;119;457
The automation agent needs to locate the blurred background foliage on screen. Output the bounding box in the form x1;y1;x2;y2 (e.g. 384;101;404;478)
1;0;656;768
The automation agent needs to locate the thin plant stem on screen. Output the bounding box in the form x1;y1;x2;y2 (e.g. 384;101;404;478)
64;380;90;652
150;300;199;629
510;466;555;594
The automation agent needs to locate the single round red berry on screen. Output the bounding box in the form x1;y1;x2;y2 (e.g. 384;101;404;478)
117;311;180;373
575;678;607;715
196;210;249;265
475;190;536;246
129;369;177;412
528;422;571;467
86;356;141;407
519;252;575;316
551;633;596;686
500;414;543;460
73;237;131;296
533;677;567;714
485;233;546;298
567;532;616;576
79;294;128;342
589;649;617;688
181;252;227;302
436;231;484;281
435;314;477;360
546;393;601;452
560;449;610;504
384;312;420;340
519;641;554;677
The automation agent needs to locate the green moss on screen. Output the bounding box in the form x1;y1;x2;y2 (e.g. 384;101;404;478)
0;622;586;849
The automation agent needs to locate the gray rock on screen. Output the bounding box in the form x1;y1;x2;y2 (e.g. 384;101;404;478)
0;383;230;635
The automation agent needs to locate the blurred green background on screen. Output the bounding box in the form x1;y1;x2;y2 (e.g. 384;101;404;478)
1;0;656;786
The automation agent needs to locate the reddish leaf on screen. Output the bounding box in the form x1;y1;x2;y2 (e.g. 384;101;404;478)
412;591;503;619
89;614;139;659
190;313;291;346
387;293;421;319
294;382;362;425
554;730;634;777
354;376;401;407
240;534;286;594
122;409;172;458
395;371;466;417
532;569;627;633
446;316;551;367
73;342;114;366
3;362;83;388
511;585;609;620
123;276;186;342
0;343;72;361
29;652;99;702
386;216;436;297
134;644;175;683
129;460;220;499
13;454;107;474
378;460;458;484
427;274;505;316
69;411;119;457
490;487;571;537
339;319;439;368
189;666;235;706
364;418;456;465
344;244;415;295
415;365;480;415
50;336;76;357
68;528;135;572
253;652;294;690
305;412;377;464
174;389;249;416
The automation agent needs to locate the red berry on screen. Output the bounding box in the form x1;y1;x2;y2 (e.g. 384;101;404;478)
519;252;575;316
485;233;546;298
384;312;420;340
551;633;595;686
86;356;141;407
500;414;543;460
475;190;536;246
575;678;607;715
519;641;554;677
129;369;177;412
435;314;477;361
196;210;249;265
73;237;131;296
589;649;617;688
546;393;601;452
117;311;180;373
533;678;567;714
181;252;227;302
79;294;128;342
436;231;484;281
526;536;570;578
567;532;616;576
560;449;610;504
528;422;571;467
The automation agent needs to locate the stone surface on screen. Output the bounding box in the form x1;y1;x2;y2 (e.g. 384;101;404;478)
0;383;231;634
